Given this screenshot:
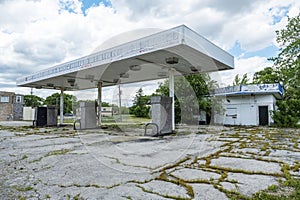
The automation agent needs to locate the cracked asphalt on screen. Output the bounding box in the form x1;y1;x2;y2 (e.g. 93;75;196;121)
0;121;299;199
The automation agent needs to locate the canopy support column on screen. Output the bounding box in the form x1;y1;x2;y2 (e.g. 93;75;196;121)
60;88;64;125
97;81;102;126
169;69;175;131
118;84;122;121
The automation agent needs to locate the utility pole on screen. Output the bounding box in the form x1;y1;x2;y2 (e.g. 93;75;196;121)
118;84;122;121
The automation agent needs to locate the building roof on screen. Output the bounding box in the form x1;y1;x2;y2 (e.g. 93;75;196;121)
16;25;234;91
212;84;283;99
0;91;15;95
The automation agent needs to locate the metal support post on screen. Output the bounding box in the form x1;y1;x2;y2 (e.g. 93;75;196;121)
169;69;175;131
118;84;122;121
60;88;64;125
97;81;102;126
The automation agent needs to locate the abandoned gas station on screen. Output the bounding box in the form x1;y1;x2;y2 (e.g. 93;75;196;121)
16;25;234;135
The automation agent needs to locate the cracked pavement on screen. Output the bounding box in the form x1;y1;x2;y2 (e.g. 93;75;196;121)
0;121;299;199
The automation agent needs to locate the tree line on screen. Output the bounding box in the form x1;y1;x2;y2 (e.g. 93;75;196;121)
24;93;127;116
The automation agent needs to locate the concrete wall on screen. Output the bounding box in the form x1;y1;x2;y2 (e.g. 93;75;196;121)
214;94;276;126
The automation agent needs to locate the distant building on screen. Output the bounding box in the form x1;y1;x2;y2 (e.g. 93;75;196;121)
101;107;113;117
0;91;24;121
212;84;283;126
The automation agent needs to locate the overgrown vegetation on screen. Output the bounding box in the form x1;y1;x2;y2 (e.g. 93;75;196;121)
252;14;300;128
154;74;216;124
129;88;151;118
252;178;300;200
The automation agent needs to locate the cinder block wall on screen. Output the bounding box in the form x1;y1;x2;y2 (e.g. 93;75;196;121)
0;92;14;121
13;94;24;120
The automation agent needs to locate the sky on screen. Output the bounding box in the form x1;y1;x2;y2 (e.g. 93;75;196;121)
0;0;299;104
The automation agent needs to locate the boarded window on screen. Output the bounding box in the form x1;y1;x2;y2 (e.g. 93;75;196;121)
226;107;237;118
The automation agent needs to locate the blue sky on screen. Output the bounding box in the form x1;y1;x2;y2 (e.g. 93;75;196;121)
0;0;299;102
81;0;111;14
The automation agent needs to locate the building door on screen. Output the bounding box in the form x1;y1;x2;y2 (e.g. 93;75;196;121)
259;106;269;126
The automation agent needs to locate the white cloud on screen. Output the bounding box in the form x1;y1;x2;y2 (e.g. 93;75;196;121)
0;0;299;100
211;56;273;87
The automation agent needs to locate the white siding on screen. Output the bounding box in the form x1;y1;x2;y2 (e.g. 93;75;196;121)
215;94;276;126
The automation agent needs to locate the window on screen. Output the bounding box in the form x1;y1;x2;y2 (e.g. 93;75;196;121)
0;96;9;103
16;96;22;103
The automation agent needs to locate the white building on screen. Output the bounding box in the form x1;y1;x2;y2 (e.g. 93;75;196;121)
101;107;113;117
212;84;283;126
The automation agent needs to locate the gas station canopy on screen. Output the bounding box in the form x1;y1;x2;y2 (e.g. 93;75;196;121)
16;25;234;90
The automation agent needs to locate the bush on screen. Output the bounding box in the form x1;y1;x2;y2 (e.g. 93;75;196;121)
272;99;300;128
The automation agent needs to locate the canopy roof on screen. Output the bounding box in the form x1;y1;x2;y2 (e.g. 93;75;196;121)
17;25;234;90
212;84;283;99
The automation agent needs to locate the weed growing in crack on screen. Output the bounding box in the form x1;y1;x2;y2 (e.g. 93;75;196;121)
281;164;291;180
106;183;121;189
218;170;228;182
18;195;26;200
291;162;300;172
12;185;33;192
45;149;71;157
21;154;28;160
161;156;190;171
156;171;194;198
136;184;189;200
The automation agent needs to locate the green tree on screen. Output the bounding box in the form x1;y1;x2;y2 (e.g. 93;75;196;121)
44;93;77;115
155;74;216;124
233;73;249;86
101;102;110;107
252;67;281;84
271;14;300;90
272;14;300;127
24;95;44;107
129;88;150;118
254;14;300;127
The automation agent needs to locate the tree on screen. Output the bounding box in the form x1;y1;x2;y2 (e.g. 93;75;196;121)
155;74;216;124
24;95;44;107
101;102;110;107
270;14;300;91
272;14;300;127
233;73;249;86
129;88;150;118
252;67;281;84
254;14;300;127
44;93;77;115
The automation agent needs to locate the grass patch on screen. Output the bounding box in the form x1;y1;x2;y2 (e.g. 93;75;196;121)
252;178;300;200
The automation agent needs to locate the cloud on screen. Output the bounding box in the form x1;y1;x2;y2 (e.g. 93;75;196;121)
211;56;273;87
0;0;299;99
